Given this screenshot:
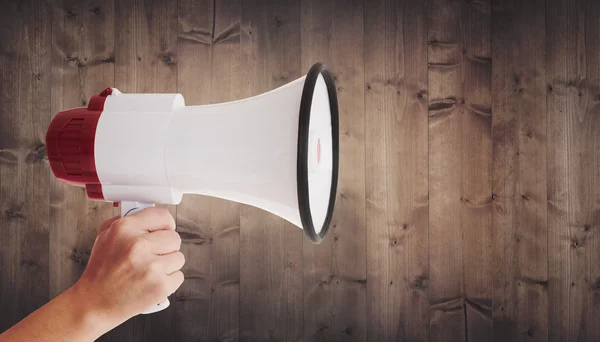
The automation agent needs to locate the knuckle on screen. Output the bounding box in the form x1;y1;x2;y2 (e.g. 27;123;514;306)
112;217;131;233
158;208;175;228
127;237;147;256
152;206;167;217
178;252;186;266
170;231;182;247
156;207;169;215
148;260;162;274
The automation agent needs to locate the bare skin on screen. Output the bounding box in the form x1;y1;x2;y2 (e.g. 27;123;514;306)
0;207;185;342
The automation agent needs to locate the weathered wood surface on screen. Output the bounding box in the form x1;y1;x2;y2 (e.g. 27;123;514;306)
546;0;600;341
492;0;548;341
239;0;304;341
1;0;599;341
365;0;428;341
429;0;493;340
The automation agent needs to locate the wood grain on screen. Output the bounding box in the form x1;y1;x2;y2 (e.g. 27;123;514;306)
176;0;241;341
49;0;115;305
428;0;493;340
458;3;494;341
547;0;600;340
4;1;600;340
114;0;178;95
105;0;178;341
238;0;304;341
364;0;429;341
0;0;51;331
492;0;548;341
592;2;600;336
300;0;366;341
427;0;465;337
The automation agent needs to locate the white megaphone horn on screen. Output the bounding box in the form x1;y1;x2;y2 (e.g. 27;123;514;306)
46;62;340;313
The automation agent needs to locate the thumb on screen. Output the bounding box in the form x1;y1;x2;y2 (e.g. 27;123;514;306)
98;216;120;237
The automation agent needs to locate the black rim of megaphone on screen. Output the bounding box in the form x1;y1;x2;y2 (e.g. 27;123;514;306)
297;62;339;244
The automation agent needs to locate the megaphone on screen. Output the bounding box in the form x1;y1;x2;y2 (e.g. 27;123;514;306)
46;62;339;313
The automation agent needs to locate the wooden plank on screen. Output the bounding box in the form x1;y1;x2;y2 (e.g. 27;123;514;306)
176;0;241;341
48;0;115;311
547;0;600;340
428;0;493;340
364;0;429;341
300;0;366;341
593;0;600;334
491;0;548;341
0;0;51;332
105;1;178;341
592;1;600;336
114;0;177;95
238;0;303;341
459;2;494;340
427;0;465;338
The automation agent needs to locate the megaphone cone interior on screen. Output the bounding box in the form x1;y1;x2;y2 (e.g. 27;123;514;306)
46;62;339;244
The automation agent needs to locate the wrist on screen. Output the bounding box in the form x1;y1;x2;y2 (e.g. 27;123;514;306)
0;284;121;342
62;283;119;339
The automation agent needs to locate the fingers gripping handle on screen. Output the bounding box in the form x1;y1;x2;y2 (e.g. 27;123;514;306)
120;201;171;315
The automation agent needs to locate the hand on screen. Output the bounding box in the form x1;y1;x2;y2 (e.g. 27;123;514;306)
72;208;185;326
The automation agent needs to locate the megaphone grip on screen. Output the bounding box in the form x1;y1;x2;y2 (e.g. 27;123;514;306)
120;201;171;315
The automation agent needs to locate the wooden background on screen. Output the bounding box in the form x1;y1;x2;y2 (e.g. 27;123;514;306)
1;0;599;341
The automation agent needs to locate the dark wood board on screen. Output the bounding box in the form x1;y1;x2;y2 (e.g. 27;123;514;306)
0;0;51;332
547;0;600;341
300;0;367;341
176;0;241;341
104;0;178;340
428;0;493;340
492;0;548;341
238;0;304;341
48;0;115;331
365;0;429;341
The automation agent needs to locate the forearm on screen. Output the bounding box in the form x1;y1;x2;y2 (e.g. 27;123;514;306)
0;209;184;341
0;284;117;342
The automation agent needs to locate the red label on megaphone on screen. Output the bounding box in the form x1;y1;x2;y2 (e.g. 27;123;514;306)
317;138;321;164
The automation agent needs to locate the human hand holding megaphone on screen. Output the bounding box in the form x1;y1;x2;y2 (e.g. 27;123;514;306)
73;208;184;323
46;63;339;314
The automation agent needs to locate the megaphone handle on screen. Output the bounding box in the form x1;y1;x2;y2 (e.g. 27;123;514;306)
120;201;171;315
